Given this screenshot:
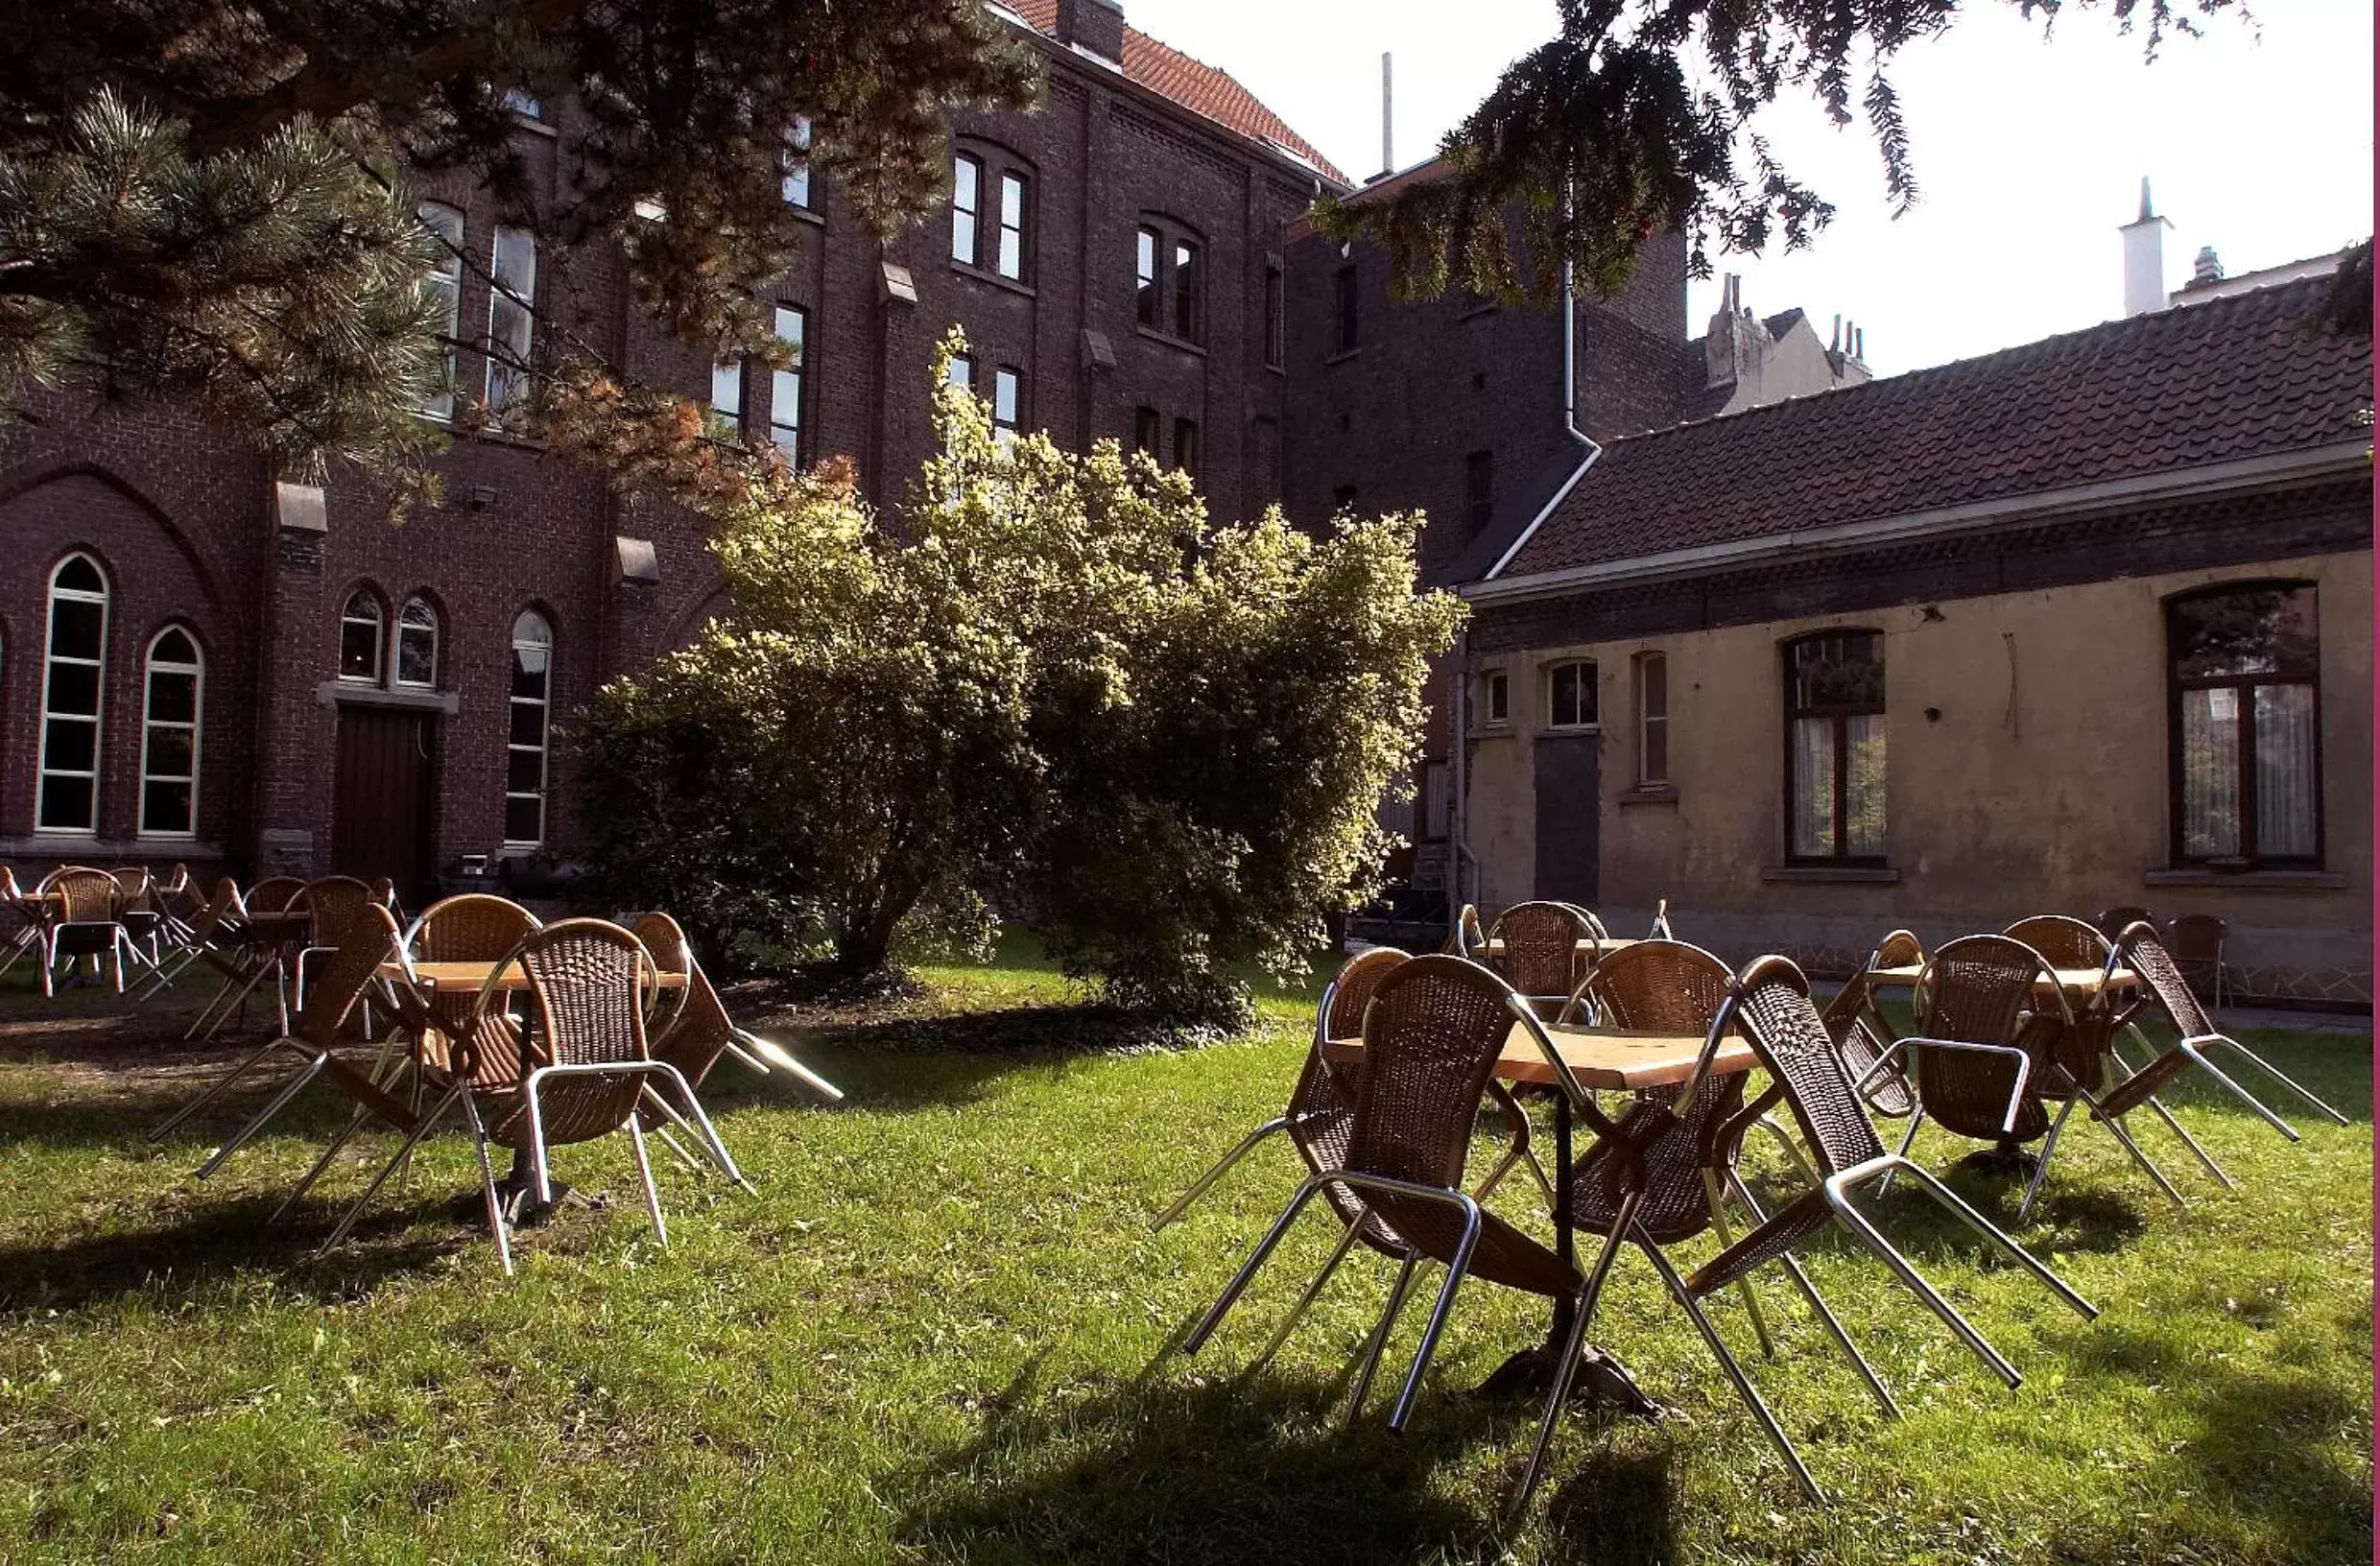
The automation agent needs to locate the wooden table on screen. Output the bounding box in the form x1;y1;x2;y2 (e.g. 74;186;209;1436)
1860;961;2136;996
1326;1018;1759;1413
1481;937;1644;961
380;959;687;995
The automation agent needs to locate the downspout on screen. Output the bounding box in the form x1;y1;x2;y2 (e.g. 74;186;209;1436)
1450;255;1605;931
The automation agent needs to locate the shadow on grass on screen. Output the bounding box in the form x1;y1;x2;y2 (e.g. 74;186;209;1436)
892;1351;1688;1566
0;1190;472;1314
2047;1322;2374;1562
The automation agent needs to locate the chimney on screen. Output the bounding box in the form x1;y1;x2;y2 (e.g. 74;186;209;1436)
1054;0;1124;65
1378;54;1394;178
1705;274;1743;386
2191;245;2225;286
2119;176;2171;317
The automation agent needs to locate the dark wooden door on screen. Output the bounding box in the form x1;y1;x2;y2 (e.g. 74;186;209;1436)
1533;733;1600;905
332;707;437;901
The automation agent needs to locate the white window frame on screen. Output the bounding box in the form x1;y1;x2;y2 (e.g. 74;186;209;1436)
339;589;385;684
1479;669;1510;727
992;366;1020;445
417;202;464;421
393;597;440;690
505;610;553;849
951;154;982;267
996;170;1027;280
485;225;537;422
1545;658;1599;732
781;117;814;209
36;553;107;836
138;627;202;840
1635;652;1670;786
711;356;744;425
771;305;806;463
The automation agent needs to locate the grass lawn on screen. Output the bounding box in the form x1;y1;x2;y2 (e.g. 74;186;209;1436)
0;941;2368;1563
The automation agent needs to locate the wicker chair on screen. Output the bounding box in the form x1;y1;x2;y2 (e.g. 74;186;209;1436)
2096;906;2154;944
2003;914;2112;970
1820;930;1920;1119
181;906;402;1179
2094;922;2349;1149
1181;955;1581;1442
1445;904;1487;959
1879;935;2064;1177
1487;901;1598;1016
36;866;137;997
1654;957;2097;1504
0;866;41;978
2167;914;2229;1010
108;866;167;974
244;876;306;913
292;876;381;1011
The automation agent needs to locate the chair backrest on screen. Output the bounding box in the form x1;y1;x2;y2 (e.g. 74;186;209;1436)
408;894;542;962
2112;921;2215;1040
295;905;401;1045
1291;947;1410;1145
1446;904;1486;958
109;866;154;914
1342;955;1514;1193
1724;956;1889;1176
630;911;693;976
245;876;305;914
298;876;376;944
50;866;118;923
2166;914;2226;998
2096;905;2154;942
511;918;656;1070
1487;901;1594;999
2002;914;2110;970
181;877;244;945
648;957;742;1089
1911;934;2066;1141
1574;937;1733;1037
1915;934;2060;1046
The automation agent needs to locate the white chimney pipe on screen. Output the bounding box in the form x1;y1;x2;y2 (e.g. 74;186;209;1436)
1380;53;1393;177
2120;177;2172;318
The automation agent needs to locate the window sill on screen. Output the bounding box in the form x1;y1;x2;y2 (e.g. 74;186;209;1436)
787;204;824;228
1134;325;1207;358
1618;785;1678;807
952;263;1035;299
1541;724;1599;737
2142;867;2349;890
1324;346;1362;366
317;680;462;715
1;834;225;859
512;113;557;139
1761;864;1901;885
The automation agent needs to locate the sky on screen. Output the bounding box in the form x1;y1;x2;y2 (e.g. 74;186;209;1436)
1127;0;2375;375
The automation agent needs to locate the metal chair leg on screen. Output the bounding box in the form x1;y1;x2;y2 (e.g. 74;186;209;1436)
1508;1195;1640;1528
1385;1215;1481;1431
652;1064;752;1194
457;1087;514;1275
274;1106;370;1222
1703;1169;1775;1357
2178;1044;2302;1141
2015;1097;2080;1222
627;1119;668;1247
1249;1220;1365;1375
2206;1038;2350;1127
322;1085;460;1253
1826;1193;2021;1388
1640;1240;1823;1506
147;1037;290;1141
1154;1117;1289;1229
2144;1097;2234;1188
1779;1253;1899;1418
1182;1181;1327;1356
196;1055;325;1179
2087;1095;2187;1209
1345;1254;1421;1429
1876;1109;1925;1197
1885;1163;2099;1320
652;1123;706;1177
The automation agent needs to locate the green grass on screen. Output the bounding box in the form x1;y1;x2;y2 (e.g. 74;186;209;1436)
0;944;2368;1563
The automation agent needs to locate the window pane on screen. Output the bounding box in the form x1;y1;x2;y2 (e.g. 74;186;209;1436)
504;795;544;843
712;359;743;417
153;627;198;664
46;661;99;718
947;357;972;390
2253;682;2318;858
1642;718;1668;786
1486;673;1508;723
1133;406;1158;453
1135;228;1158;326
507;747;546;794
486;226;536;418
148;670;198;724
395;626;436;686
1789;632;1883;712
993;368;1018;428
1790;717;1836;857
44;715;97;773
1844;712;1886;857
772;305;804;461
55;557;104;594
146;725;196;777
951;156;979;264
1173;240;1200;340
49;599;102;661
142;781;194;836
2174;586;2319;679
997;173;1025;278
37;773;93;831
1640;654;1667;720
510;700;547;747
2178;686;2241;858
341;619;381;680
1264;264;1284;369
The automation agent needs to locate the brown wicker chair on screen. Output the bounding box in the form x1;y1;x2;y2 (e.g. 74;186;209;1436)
1820;930;1920;1119
183;905;402;1180
36;866;137;997
1487;901;1597;1015
243;876;305;913
1182;954;1581;1441
1881;935;2065;1178
2094;921;2348;1147
1646;957;2098;1510
2166;914;2229;1010
2003;914;2112;970
292;875;381;1011
0;866;43;979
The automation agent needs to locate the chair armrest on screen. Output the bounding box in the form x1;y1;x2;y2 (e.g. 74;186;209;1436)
1892;1035;2036;1134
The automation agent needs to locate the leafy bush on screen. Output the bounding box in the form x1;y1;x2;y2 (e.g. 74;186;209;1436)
578;338;1461;1021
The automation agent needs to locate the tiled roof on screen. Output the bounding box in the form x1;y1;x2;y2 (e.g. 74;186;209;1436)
1496;275;2372;581
1008;1;1346;184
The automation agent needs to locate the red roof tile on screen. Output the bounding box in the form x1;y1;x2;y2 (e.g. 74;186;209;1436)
1008;1;1345;184
1496;275;2373;581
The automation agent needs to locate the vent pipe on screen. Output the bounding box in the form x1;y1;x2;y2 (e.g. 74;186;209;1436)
1379;53;1393;178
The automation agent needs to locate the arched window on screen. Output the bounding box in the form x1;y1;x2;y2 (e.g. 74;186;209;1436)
1544;658;1598;730
2168;581;2321;866
140;628;202;839
505;610;553;846
38;554;108;833
393;597;440;688
1784;629;1886;863
340;590;385;682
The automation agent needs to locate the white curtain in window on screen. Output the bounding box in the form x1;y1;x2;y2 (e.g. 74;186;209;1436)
1789;717;1834;858
1843;713;1887;858
2253;682;2318;858
2179;686;2241;857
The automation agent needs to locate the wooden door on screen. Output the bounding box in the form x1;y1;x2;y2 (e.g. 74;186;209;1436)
332;707;437;901
1533;733;1600;905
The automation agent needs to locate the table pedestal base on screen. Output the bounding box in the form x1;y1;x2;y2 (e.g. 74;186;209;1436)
447;1153;575;1228
1958;1141;2040;1177
1473;1343;1669;1420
